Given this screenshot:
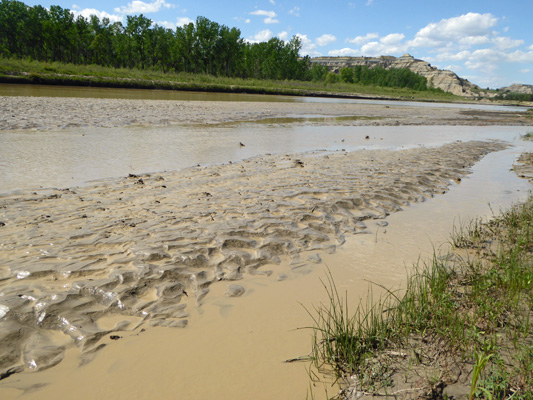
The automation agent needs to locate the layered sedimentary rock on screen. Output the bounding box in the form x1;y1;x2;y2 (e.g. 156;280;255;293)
500;84;533;94
310;54;480;97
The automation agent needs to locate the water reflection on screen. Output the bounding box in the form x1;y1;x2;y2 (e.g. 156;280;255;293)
1;83;529;112
0;124;531;194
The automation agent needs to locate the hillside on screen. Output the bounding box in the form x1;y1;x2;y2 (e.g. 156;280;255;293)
310;54;480;97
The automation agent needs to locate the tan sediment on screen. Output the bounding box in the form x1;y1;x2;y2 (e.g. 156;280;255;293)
0;95;531;130
0;93;531;398
0;138;506;386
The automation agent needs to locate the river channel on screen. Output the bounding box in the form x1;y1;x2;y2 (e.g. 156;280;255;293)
0;84;532;399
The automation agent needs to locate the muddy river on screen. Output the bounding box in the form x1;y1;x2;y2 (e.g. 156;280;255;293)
0;85;532;399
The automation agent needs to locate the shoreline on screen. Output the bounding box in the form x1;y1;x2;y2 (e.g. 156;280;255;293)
0;93;532;398
1;95;532;132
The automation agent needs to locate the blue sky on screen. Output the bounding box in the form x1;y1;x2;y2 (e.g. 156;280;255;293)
23;0;533;88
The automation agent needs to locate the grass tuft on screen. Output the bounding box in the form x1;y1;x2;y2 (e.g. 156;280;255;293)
305;196;533;398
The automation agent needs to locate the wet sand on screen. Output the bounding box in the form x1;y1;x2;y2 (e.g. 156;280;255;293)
0;95;532;398
1;95;532;130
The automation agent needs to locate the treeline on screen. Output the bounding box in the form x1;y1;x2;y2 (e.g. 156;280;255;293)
494;92;533;102
308;64;429;91
0;0;430;91
0;0;309;80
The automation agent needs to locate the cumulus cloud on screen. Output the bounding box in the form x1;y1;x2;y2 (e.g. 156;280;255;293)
347;33;378;45
278;31;289;41
114;0;174;14
492;36;524;50
316;34;337;47
361;41;408;56
328;47;358;56
72;8;122;23
521;68;531;73
296;33;321;57
177;17;194;26
250;10;279;24
247;29;274;43
410;12;498;48
380;33;405;45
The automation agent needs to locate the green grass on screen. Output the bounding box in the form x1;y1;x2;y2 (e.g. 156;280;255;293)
0;57;463;102
306;197;533;398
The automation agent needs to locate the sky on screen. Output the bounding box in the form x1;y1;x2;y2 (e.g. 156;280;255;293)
23;0;533;88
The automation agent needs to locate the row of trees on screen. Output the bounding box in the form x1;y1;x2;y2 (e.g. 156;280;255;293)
0;0;430;90
0;0;309;80
494;92;533;102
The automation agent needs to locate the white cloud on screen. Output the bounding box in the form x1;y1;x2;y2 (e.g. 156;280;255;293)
177;17;194;26
347;33;378;45
296;33;321;57
250;10;279;24
328;47;358;56
380;33;405;45
361;40;408;56
492;36;524;50
506;50;533;63
247;29;274;43
278;31;289;41
434;51;471;62
529;45;533;51
114;0;174;14
366;0;375;5
288;7;300;17
521;69;531;73
316;34;337;47
157;20;174;29
410;13;498;48
72;8;122;23
269;0;276;4
245;19;251;24
464;48;505;70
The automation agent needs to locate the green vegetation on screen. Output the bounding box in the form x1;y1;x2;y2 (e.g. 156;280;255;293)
0;57;461;101
0;0;454;100
307;197;533;398
494;92;533;102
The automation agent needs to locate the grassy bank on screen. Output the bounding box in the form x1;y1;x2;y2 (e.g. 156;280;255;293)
307;196;533;399
0;57;462;102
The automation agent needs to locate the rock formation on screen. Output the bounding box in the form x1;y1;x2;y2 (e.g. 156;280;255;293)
500;84;533;94
310;54;480;97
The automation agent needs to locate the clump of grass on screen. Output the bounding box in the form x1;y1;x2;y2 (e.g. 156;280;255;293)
522;132;533;141
304;272;398;390
305;196;533;397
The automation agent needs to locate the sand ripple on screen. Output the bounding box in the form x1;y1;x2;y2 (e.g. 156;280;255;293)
0;140;505;376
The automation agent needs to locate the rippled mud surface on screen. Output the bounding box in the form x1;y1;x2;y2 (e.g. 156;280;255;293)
0;140;506;377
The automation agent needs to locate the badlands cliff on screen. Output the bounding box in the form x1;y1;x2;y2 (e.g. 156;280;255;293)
310;54;480;97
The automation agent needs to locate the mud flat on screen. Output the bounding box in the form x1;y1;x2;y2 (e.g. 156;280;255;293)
0;138;507;385
0;94;532;398
1;95;532;130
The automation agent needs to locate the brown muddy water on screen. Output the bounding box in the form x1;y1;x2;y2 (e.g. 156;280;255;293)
1;83;530;112
1;143;531;400
0;124;530;194
0;88;532;399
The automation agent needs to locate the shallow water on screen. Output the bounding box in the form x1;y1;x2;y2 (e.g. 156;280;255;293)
0;124;529;194
1;83;529;112
1;143;531;400
1;89;533;398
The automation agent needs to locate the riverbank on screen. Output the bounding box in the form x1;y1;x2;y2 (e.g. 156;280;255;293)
1;94;532;131
310;192;533;399
0;57;479;103
1;92;533;399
